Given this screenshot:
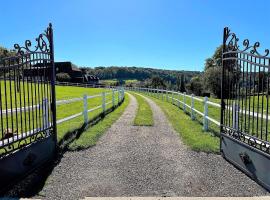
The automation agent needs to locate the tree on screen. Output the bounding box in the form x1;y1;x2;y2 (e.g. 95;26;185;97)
180;74;186;92
150;76;166;89
203;67;222;98
203;45;223;97
187;75;204;96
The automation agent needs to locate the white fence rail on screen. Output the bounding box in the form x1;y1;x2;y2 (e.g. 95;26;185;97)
56;88;125;124
127;87;220;131
0;88;125;147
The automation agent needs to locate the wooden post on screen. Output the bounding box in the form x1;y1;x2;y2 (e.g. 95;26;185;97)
166;91;168;102
83;94;88;124
191;94;195;120
203;96;208;131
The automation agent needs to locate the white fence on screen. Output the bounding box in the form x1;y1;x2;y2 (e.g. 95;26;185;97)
127;87;220;131
0;88;125;147
56;88;125;124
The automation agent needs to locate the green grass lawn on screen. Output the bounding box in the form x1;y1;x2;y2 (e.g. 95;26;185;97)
0;83;126;155
68;94;129;150
132;92;154;126
144;93;219;153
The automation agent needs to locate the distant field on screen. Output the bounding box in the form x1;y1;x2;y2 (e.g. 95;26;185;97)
100;79;139;85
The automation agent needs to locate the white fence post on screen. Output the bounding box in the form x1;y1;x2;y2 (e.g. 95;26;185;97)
183;92;186;112
191;94;195;120
178;93;180;107
112;90;115;107
102;92;106;113
233;101;239;130
42;98;49;133
83;94;88;124
203;96;208;131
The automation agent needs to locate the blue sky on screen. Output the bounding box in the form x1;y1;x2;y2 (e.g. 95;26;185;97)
1;0;270;71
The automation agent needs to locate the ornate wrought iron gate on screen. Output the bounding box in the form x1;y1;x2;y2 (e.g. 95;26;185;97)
221;27;270;190
0;24;57;190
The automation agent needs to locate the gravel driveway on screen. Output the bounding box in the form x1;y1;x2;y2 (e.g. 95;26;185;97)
35;93;267;199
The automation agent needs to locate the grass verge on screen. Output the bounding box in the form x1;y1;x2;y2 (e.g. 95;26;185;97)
132;92;154;126
68;94;130;150
146;94;219;153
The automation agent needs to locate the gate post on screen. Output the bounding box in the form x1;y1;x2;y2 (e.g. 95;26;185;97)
203;96;208;131
183;92;186;113
83;94;88;124
191;94;195;120
48;23;57;145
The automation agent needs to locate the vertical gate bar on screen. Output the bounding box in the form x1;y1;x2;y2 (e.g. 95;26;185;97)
265;59;270;141
237;52;241;133
0;77;4;139
49;23;58;145
220;27;226;134
37;53;42;132
240;54;245;132
247;55;251;133
261;59;265;139
8;58;14;140
3;62;9;139
256;59;261;138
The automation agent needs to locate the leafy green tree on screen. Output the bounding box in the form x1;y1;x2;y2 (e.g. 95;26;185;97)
180;74;186;92
203;45;223;97
187;75;204;96
150;76;166;89
203;67;222;98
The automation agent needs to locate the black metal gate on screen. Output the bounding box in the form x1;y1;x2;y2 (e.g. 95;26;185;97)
0;24;57;190
221;27;270;190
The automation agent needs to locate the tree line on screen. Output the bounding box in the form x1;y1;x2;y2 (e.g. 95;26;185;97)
80;66;201;91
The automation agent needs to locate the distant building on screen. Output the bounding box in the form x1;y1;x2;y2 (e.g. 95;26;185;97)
55;62;99;84
55;62;84;83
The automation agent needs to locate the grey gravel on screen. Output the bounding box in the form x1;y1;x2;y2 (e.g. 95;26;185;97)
36;93;267;199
